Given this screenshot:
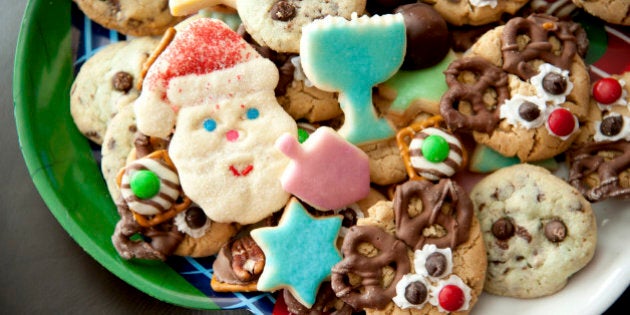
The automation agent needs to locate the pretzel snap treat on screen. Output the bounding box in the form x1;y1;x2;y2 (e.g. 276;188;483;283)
397;116;466;181
568;72;630;202
118;150;188;223
211;234;266;292
442;14;591;162
330;179;486;314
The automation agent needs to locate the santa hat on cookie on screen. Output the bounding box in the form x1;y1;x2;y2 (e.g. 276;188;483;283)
135;18;279;138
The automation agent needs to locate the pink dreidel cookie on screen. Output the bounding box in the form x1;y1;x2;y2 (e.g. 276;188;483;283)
276;127;370;210
300;13;406;145
136;18;297;224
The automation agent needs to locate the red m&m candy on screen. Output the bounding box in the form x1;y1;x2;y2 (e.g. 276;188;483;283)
547;108;576;137
438;284;465;312
593;78;622;105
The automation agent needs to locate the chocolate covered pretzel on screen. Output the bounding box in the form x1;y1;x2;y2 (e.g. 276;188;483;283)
440;57;509;134
394;179;474;250
501;14;585;80
568;141;630;201
331;225;411;310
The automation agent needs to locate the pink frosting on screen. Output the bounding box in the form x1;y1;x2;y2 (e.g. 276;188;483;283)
276;127;370;210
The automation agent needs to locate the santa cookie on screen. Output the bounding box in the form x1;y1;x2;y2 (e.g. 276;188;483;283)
134;18;297;224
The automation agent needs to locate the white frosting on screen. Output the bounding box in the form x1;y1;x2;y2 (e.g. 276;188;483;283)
120;158;180;216
428;275;472;312
391;245;472;311
413;244;453;279
530;63;574;105
290;56;313;87
597;79;628;111
392;273;430;309
333;204;364;238
594;113;630;142
469;0;498;8
500;94;548;129
174;207;212;238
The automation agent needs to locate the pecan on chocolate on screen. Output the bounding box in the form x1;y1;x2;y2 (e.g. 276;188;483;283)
231;236;265;282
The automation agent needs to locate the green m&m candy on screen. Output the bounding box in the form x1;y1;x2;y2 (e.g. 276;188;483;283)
297;128;310;143
421;135;450;163
130;170;161;199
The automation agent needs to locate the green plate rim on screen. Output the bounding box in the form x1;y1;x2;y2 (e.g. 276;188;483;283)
12;0;218;310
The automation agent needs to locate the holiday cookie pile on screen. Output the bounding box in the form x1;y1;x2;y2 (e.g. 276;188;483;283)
70;0;629;313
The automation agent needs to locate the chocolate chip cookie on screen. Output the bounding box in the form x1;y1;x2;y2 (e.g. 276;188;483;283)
470;164;597;298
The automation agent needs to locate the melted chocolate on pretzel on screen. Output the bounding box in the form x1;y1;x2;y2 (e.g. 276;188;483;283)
394;179;473;250
440;57;509;134
331;225;411;310
502;14;584;80
568;141;630;202
111;198;184;260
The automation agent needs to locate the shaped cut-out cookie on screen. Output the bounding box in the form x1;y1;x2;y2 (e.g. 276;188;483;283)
135;18;297;224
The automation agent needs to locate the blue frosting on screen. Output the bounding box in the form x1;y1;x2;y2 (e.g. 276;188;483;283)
301;14;406;144
250;199;342;308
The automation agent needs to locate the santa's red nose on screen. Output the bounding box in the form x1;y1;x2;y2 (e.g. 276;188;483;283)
226;130;239;142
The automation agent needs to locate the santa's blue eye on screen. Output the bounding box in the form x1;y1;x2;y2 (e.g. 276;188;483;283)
246;108;259;120
203;118;217;132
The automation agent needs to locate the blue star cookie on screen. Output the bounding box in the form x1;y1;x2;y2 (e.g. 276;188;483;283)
250;198;342;308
